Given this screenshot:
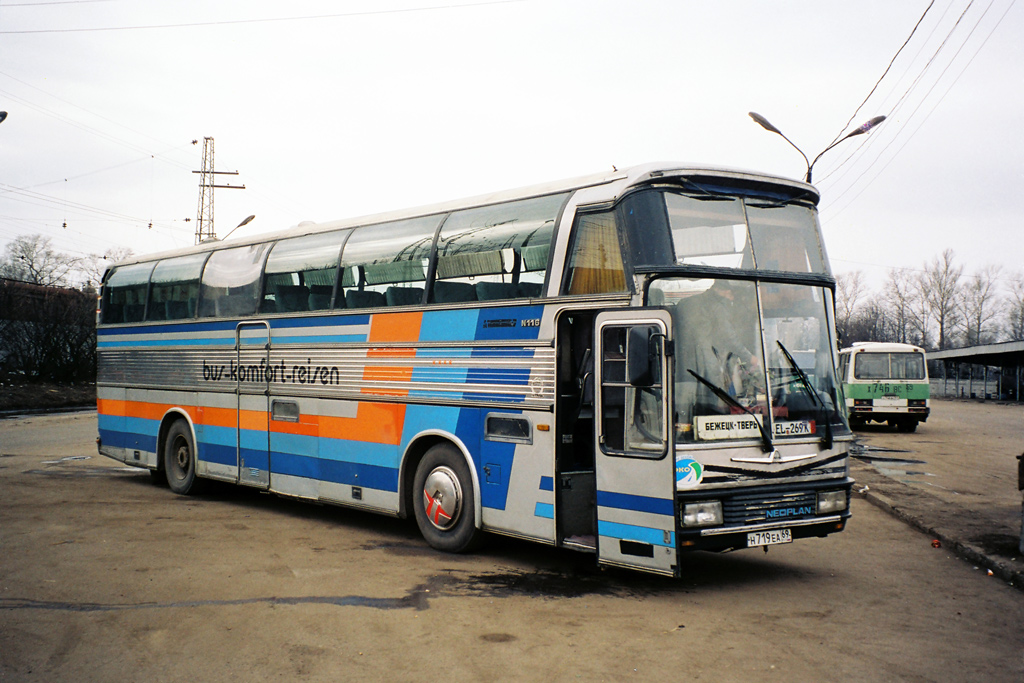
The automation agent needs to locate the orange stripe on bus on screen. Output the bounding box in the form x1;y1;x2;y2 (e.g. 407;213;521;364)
320;403;405;445
269;417;319;437
97;398;126;417
112;397;404;446
367;311;422;344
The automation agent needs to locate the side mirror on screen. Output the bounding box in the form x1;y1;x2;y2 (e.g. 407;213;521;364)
627;326;657;387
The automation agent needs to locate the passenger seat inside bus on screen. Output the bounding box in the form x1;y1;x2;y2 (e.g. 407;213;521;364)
275;285;310;312
308;284;334;310
345;289;386;308
475;281;519;301
385;286;424;306
432;281;477;303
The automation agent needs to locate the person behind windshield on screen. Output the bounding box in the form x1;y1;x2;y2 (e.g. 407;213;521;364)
673;278;766;432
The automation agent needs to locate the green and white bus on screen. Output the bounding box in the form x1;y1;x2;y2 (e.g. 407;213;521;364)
838;342;930;432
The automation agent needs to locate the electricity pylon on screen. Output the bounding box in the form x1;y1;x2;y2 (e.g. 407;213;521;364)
192;137;244;243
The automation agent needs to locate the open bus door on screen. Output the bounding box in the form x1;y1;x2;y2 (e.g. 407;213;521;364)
593;310;677;576
236;321;271;489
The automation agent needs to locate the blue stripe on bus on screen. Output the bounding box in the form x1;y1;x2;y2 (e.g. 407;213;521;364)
98;337;235;348
198;423;235;447
199;442;236;467
534;502;554;519
598;520;675;547
269;334;367;345
99;427;128;449
270;450;319;480
101;428;157;453
270;314;370;329
474;305;544;341
320;459;398;492
97;320;239;335
96;313;371;337
539;476;553;491
320;438;399;469
596;490;675;516
419;309;480;342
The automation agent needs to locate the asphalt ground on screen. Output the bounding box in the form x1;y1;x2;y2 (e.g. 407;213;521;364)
2;406;1023;680
851;397;1024;590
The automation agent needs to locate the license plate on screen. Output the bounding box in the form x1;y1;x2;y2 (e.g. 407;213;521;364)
747;528;792;547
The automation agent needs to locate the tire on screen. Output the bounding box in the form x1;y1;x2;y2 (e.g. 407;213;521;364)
163;420;202;495
412;444;480;553
896;420;918;433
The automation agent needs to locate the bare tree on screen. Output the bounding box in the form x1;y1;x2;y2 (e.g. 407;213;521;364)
958;265;1002;346
1004;271;1024;341
0;234;80;287
882;268;919;345
834;271;866;342
919;249;963;350
79;247;134;287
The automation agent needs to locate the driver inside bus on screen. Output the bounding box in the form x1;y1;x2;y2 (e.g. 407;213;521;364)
673;278;765;433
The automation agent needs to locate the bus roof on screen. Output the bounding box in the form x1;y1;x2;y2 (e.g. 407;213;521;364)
841;342;926;354
106;162;817;273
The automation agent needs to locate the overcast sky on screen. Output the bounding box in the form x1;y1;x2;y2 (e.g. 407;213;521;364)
1;0;1021;290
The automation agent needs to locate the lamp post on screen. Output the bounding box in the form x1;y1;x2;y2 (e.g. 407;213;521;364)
219;214;256;241
748;112;885;183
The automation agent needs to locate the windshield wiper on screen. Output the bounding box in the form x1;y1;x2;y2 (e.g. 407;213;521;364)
776;341;834;450
687;369;775;454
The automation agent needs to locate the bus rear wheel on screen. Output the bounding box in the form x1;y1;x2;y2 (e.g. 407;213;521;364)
164;420;202;495
895;419;918;433
413;444;480;553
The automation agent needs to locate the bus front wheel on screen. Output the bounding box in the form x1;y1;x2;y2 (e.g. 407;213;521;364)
413;444;480;553
164;420;201;495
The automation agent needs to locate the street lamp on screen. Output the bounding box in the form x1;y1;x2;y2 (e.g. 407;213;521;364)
748;112;885;183
219;214;256;241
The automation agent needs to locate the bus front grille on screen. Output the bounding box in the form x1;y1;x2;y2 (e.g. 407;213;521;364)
722;490;818;525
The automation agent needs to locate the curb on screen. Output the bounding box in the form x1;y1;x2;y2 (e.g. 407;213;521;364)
854;487;1024;593
0;405;96;419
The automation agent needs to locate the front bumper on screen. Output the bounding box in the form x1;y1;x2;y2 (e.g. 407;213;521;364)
676;478;853;552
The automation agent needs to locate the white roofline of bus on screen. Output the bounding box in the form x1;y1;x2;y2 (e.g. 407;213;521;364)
106;162;817;271
840;342;927;354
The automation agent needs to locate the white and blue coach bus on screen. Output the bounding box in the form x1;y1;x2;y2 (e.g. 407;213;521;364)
96;163;853;577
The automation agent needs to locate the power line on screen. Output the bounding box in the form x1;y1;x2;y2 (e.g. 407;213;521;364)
823;0;936;150
824;0;1014;217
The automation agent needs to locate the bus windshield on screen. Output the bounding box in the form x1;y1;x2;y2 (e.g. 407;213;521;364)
855;352;926;380
651;277;846;443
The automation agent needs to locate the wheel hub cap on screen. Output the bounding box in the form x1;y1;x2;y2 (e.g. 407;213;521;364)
422;466;462;531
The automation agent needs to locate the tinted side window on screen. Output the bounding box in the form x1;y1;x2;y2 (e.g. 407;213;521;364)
147;253;208;321
338;216;441;309
434;193;565;302
102;262;154;324
198;244;271;318
261;230;346;314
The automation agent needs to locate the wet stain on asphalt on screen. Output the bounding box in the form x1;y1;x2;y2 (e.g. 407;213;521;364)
0;567;672;615
22;454;143;477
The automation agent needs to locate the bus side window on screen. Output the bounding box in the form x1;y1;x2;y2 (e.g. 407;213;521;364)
198;244;270;318
337;216;440;309
431;193;565;302
102;262;154;324
563;210;627;296
261;230;347;314
147;253;207;322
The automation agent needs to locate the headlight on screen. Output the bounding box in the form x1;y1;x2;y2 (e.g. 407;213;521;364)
681;501;723;527
817;490;848;514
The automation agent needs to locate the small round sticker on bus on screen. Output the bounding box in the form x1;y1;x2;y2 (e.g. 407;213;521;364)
676;458;703;488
